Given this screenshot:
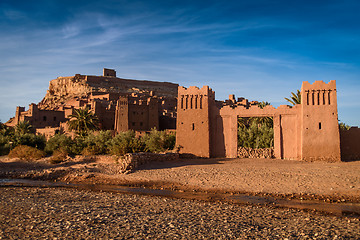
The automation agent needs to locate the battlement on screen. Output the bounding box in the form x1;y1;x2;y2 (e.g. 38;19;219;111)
301;80;337;106
178;86;215;110
301;80;336;90
178;85;214;96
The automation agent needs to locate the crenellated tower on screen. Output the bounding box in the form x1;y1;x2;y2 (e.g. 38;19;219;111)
176;86;215;157
300;80;341;161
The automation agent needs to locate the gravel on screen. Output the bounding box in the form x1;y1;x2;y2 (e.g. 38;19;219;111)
0;187;359;239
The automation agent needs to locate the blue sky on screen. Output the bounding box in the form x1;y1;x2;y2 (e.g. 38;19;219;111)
0;0;359;126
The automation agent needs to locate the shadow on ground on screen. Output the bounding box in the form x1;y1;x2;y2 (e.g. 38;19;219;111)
137;157;228;171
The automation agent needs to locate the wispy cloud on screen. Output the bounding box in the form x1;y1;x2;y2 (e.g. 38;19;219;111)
0;0;359;126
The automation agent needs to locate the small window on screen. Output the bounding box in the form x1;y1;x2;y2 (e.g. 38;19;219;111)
53;116;57;121
192;123;195;131
319;122;322;130
132;122;135;126
140;122;143;126
43;116;47;121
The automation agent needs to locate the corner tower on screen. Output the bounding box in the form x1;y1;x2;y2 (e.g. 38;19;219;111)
176;86;215;157
300;80;341;161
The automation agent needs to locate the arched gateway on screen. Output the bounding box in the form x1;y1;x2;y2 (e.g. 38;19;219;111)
176;80;341;162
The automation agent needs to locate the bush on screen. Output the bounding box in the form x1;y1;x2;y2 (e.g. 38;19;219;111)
110;130;145;156
49;148;68;164
68;137;86;155
45;134;73;154
238;119;274;149
8;145;45;161
13;133;46;150
0;135;11;156
143;129;176;153
82;130;113;155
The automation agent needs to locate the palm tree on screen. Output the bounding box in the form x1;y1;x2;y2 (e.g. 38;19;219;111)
257;101;271;109
285;90;301;106
237;117;247;129
67;108;99;137
15;120;34;135
250;102;273;127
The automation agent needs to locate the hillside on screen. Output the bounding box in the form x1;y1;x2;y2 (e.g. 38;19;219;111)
38;73;179;110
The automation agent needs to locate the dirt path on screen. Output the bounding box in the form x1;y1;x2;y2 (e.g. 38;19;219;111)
0;156;359;202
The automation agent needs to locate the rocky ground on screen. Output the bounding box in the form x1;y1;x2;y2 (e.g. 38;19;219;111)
0;156;359;202
0;187;359;239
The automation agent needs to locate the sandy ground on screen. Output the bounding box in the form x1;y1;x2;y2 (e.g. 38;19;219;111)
0;155;359;202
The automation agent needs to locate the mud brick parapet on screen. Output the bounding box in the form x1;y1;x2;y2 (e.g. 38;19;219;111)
117;152;179;173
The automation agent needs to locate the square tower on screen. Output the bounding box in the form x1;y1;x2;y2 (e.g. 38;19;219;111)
300;80;341;161
176;86;215;157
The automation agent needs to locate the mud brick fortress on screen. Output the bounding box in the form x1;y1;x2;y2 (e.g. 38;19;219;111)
6;68;178;138
6;68;360;161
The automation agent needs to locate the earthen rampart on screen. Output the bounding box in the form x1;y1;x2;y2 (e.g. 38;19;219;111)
177;80;344;162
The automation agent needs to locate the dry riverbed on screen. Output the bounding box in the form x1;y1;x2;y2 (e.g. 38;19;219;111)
0;187;359;239
0;156;359;202
1;156;360;239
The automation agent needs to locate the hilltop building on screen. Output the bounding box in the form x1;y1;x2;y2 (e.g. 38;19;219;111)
6;68;178;138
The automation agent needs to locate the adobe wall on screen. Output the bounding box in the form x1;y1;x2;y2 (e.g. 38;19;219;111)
85;75;178;98
177;80;342;162
176;86;215;158
211;103;300;159
91;100;116;130
340;127;360;160
114;96;159;133
300;80;341;162
10;104;66;129
36;127;62;140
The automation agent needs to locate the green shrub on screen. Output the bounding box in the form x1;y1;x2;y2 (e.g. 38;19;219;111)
68;137;86;155
110;130;145;156
238;118;274;149
143;129;176;153
13;133;46;150
0;124;14;137
0;135;12;156
83;130;113;155
45;134;73;154
8;145;46;161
